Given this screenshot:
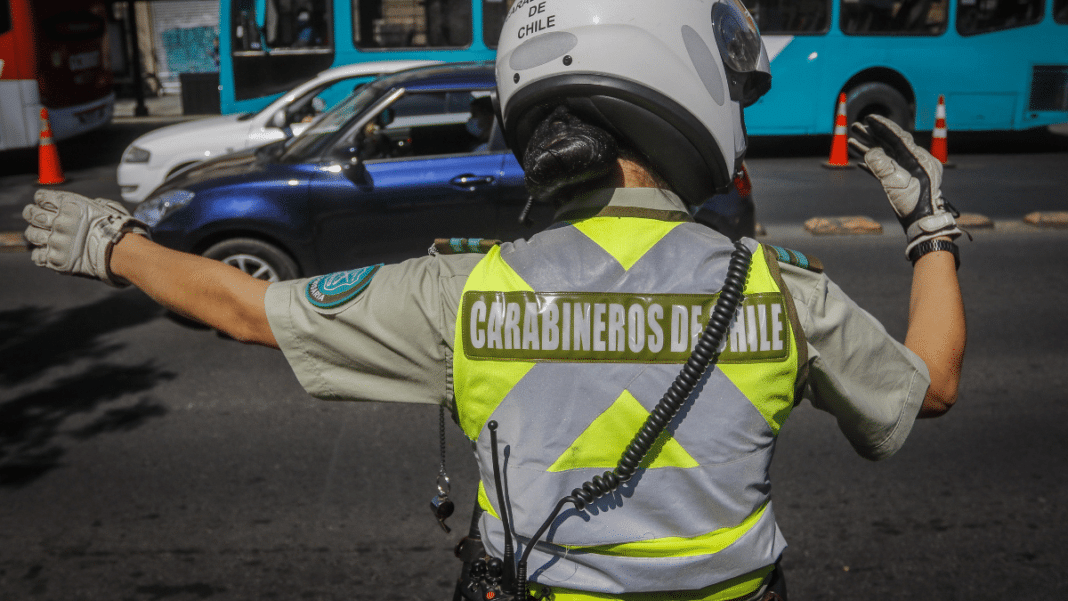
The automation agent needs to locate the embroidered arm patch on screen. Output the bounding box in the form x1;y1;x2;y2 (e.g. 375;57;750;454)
768;245;823;273
305;264;383;309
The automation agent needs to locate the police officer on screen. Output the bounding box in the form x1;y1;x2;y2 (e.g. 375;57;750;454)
22;1;965;600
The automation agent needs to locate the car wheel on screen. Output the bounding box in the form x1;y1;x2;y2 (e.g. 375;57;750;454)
845;82;912;131
203;238;299;282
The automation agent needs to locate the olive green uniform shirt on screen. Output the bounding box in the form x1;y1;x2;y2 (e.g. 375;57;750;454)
265;188;929;460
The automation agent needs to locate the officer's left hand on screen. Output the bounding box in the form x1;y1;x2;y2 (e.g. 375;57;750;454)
23;189;150;287
848;115;963;258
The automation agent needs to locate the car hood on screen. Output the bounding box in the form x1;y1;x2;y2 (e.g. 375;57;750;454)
129;114;251;152
162;146;271;191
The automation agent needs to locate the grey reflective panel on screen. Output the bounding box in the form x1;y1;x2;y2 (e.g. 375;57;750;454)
481;502;785;593
500;226;628;293
470;222;783;592
626;365;777;463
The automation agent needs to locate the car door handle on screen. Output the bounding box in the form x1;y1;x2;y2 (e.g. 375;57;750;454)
450;174;495;189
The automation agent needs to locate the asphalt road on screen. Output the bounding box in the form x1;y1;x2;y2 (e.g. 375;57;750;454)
3;224;1068;600
1;119;1067;600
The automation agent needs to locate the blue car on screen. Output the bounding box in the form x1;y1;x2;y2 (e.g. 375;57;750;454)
134;62;754;281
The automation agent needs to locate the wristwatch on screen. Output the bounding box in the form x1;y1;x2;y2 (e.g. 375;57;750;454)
908;239;959;270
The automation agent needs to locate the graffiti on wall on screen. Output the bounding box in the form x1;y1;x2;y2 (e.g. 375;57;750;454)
160;26;220;74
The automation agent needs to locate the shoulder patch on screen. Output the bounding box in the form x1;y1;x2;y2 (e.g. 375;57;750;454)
430;238;501;256
767;245;823;273
305;264;383;309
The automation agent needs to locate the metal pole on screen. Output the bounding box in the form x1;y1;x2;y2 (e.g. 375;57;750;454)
126;0;149;116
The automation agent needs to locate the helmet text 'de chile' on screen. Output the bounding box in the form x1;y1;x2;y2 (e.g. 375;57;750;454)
494;0;772;206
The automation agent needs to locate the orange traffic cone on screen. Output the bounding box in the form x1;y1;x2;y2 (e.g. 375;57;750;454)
822;93;853;169
37;108;65;185
930;94;953;167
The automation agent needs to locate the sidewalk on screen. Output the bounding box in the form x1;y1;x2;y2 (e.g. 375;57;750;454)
113;94;207;121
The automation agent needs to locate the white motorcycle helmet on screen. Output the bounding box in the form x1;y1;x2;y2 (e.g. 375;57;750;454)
495;0;771;204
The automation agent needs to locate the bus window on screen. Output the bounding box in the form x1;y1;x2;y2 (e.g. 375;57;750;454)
483;0;509;47
239;0;332;50
840;0;949;35
1;0;11;36
1057;0;1068;23
230;0;335;103
352;0;471;48
957;0;1044;36
745;0;831;34
233;0;264;51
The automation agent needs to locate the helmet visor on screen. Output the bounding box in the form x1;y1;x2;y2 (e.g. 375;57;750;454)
712;0;771;107
712;0;763;74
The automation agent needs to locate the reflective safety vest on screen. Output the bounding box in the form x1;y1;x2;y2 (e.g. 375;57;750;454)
453;211;806;595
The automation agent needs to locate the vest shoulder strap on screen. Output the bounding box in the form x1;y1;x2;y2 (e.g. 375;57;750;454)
766;244;823;273
431;238;502;256
760;244;810;398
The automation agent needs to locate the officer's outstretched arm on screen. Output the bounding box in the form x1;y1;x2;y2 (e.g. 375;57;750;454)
111;234;278;348
849;116;965;418
24;190;278;348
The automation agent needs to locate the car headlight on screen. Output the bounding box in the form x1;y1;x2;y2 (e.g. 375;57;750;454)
134;189;195;227
123;145;151;163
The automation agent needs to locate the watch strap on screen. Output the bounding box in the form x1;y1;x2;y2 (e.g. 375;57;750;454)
908;239;959;270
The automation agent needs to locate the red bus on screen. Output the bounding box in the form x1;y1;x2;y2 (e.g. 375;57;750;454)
0;0;114;151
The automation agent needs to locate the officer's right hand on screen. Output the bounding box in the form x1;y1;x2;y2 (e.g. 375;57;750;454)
848;115;963;257
23;189;150;288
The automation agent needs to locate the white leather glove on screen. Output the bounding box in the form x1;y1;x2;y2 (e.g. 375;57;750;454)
23;190;151;288
848;115;963;258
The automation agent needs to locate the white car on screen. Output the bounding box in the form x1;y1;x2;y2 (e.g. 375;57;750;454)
117;60;440;202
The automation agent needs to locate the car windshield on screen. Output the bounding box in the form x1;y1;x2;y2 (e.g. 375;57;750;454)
280;83;385;162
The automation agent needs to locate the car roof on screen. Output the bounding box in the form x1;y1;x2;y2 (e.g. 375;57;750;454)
366;61;497;94
311;59;443;82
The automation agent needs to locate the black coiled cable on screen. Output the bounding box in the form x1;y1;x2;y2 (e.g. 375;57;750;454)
514;239;753;598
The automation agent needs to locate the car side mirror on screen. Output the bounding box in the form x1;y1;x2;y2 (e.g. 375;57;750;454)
271;109;288;129
333;146;369;183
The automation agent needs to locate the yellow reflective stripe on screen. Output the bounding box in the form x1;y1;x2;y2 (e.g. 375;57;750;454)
455;246;536;440
549;391;699;472
529;565;773;601
477;480;500;520
463;245;535;294
719;248;797;434
573;217;682;270
456;358;533;440
566;501;769;558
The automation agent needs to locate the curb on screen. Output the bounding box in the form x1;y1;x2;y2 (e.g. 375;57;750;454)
112;115;205;125
1024;211;1068;228
958;213;995;229
803;216;882;235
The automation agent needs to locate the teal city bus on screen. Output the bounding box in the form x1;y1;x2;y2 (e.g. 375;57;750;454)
220;0;507;114
220;1;1067;134
744;0;1068;134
